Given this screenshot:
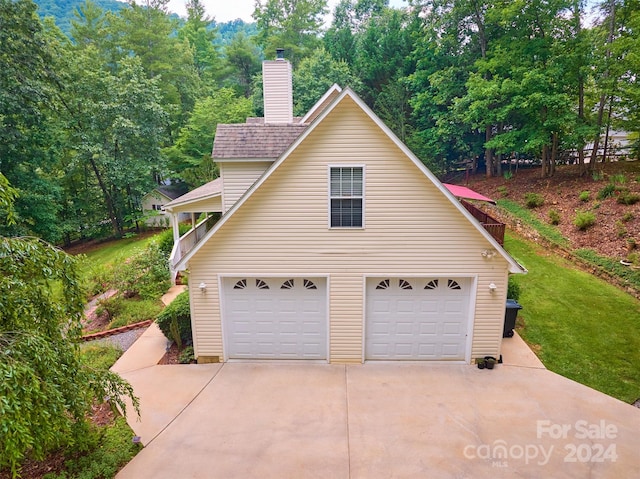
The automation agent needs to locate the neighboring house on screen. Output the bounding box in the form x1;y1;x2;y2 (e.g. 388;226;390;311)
165;55;525;365
142;184;189;227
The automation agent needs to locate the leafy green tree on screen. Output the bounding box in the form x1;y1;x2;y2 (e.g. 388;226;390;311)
178;0;222;87
61;51;168;236
223;32;263;97
0;0;66;242
293;47;362;115
352;6;414;106
108;0;201;134
324;0;388;65
165;88;253;187
253;0;328;65
614;1;640;159
71;0;109;49
0;182;138;478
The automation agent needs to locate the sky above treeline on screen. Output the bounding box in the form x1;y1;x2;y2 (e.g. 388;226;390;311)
166;0;409;23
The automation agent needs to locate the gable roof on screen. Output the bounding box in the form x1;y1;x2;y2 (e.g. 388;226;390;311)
164;178;222;210
144;183;189;202
175;88;525;274
213;124;308;159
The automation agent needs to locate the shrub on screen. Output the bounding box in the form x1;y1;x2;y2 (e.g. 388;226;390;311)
622;212;634;223
108;298;164;329
84;264;111;298
156;290;192;346
616;192;640;205
578;191;590;202
548;209;561;225
48;418;141;479
497;186;508;197
592;170;604;181
610;173;627;184
615;220;627;238
179;346;195;364
80;344;123;371
496;199;569;246
156;224;191;259
507;277;521;300
96;295;122;322
114;240;170;300
574;211;596;230
503;171;513;180
597;183;616;200
524;192;544;208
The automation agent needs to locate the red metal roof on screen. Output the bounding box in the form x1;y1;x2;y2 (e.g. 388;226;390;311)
443;183;495;204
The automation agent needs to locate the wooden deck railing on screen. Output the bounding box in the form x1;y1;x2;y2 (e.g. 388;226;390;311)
461;200;505;245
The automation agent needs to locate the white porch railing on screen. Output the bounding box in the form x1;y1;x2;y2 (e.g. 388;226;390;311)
169;214;218;272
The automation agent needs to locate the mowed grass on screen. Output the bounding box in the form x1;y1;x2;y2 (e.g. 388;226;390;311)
505;231;640;404
82;233;160;268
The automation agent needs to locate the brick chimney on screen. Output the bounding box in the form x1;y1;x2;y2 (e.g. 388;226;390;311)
262;49;293;124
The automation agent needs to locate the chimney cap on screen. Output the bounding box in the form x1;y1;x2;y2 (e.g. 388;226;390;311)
276;48;285;60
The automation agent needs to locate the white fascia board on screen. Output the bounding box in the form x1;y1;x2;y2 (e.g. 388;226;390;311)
300;84;342;124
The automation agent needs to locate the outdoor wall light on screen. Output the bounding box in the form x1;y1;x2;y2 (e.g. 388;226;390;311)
481;249;497;259
488;282;497;293
199;282;207;293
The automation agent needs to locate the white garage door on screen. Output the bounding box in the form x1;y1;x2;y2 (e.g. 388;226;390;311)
223;277;327;360
366;277;471;360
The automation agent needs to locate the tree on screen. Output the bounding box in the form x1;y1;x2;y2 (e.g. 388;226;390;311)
108;0;201;134
292;47;362;115
61;52;168;236
0;179;138;478
223;32;262;97
352;6;414;106
178;0;222;87
0;0;66;242
324;0;388;65
253;0;328;65
165;88;254;187
614;0;640;159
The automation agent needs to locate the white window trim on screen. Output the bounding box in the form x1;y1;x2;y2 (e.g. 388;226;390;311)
327;164;365;229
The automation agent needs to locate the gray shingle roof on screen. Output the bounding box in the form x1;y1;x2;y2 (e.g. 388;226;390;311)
213;124;308;159
156;183;189;200
164;178;222;207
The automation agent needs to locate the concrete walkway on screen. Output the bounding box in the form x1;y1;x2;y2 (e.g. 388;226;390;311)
114;331;639;479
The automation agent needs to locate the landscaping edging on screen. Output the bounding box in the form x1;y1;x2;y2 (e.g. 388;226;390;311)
81;320;153;342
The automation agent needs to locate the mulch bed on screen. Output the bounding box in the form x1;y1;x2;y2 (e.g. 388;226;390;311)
157;342;182;365
462;162;640;259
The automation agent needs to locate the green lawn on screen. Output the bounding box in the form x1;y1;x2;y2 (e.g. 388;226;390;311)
81;233;160;268
505;231;640;404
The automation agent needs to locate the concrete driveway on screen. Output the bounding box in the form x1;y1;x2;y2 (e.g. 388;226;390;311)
114;326;640;478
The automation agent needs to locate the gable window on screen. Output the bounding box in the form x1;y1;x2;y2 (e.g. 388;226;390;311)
330;166;363;228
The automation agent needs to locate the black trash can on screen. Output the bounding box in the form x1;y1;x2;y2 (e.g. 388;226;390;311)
503;299;522;338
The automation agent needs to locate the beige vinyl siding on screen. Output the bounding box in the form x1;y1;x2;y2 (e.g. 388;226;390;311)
220;161;271;212
189;96;509;363
262;60;293;124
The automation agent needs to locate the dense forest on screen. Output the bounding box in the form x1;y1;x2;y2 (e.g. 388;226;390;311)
1;0;639;245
